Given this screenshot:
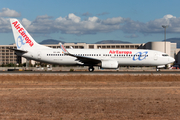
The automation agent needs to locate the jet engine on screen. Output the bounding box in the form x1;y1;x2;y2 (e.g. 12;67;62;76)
101;61;118;69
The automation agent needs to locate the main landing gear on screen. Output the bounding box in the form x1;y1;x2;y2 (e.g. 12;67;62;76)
88;66;94;72
156;67;160;72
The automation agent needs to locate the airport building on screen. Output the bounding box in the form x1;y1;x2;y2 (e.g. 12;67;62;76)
0;41;178;66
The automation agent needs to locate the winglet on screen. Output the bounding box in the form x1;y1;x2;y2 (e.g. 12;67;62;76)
60;43;69;54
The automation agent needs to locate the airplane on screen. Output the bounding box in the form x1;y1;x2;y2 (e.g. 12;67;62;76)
9;18;175;72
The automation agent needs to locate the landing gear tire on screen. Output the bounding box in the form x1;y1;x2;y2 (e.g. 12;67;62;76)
156;68;160;72
88;67;94;72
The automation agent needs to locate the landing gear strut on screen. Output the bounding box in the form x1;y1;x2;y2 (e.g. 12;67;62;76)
88;66;94;72
156;67;160;72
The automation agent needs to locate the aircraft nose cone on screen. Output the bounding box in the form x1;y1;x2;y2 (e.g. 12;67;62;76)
169;57;175;63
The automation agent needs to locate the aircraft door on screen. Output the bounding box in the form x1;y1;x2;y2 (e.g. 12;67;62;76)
37;51;41;59
154;52;158;60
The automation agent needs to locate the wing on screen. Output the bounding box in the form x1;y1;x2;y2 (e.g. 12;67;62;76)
69;54;101;65
60;43;101;65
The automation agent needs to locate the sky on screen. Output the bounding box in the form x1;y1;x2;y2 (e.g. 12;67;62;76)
1;0;180;45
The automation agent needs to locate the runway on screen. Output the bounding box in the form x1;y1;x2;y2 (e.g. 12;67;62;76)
0;70;179;75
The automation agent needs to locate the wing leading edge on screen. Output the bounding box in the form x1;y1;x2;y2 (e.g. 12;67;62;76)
60;43;101;65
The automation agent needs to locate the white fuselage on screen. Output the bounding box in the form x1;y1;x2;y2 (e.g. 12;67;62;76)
19;48;175;67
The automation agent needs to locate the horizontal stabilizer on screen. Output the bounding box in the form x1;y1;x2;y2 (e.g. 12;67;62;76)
7;47;28;53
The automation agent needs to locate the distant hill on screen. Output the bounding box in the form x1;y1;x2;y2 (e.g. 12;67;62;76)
163;38;180;48
95;40;131;44
38;39;131;45
38;39;180;48
39;39;65;44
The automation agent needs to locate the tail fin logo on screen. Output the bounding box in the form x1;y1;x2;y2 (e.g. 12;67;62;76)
17;31;26;49
12;21;34;48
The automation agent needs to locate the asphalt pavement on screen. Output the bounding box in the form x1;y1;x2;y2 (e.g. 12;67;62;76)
0;70;179;75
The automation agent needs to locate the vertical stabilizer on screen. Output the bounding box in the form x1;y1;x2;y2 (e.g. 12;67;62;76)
10;19;43;50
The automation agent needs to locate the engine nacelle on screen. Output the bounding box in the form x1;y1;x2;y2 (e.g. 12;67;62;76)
157;65;165;68
101;61;118;69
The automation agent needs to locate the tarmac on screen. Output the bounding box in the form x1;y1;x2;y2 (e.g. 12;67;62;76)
0;70;179;75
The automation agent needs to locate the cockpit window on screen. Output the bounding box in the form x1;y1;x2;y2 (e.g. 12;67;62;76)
162;54;168;56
